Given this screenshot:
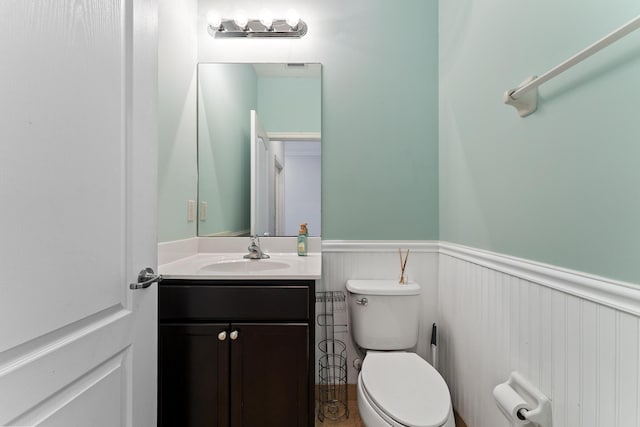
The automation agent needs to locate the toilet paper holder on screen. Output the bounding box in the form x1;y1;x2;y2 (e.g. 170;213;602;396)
493;371;552;427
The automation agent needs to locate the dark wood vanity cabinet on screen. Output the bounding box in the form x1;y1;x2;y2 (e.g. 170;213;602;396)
158;280;315;427
159;323;230;426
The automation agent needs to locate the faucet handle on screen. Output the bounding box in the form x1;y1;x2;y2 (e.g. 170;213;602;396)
244;234;269;259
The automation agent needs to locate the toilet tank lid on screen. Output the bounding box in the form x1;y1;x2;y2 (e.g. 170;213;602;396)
346;280;421;295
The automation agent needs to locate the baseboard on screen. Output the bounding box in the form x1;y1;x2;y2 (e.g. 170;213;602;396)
454;409;468;427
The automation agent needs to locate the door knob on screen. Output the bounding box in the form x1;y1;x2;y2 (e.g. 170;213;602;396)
130;267;162;289
230;330;239;340
218;331;227;341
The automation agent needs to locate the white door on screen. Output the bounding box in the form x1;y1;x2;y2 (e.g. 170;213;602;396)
274;157;285;236
0;1;157;426
250;110;272;237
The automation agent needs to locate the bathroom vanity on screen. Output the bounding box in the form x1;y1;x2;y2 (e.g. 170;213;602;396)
157;249;321;427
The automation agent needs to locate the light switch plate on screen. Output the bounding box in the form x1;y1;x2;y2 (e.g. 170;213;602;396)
187;200;196;222
200;201;208;221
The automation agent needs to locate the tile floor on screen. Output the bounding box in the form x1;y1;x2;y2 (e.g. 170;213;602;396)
314;385;468;427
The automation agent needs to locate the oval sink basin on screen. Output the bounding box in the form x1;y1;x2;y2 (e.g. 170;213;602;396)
199;259;291;273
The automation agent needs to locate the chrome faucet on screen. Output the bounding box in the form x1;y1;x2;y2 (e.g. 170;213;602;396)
244;235;270;259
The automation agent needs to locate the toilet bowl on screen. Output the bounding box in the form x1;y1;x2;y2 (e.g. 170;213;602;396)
356;352;455;427
346;280;455;427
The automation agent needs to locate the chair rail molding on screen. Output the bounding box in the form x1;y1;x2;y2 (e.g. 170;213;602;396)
321;240;440;253
439;242;640;317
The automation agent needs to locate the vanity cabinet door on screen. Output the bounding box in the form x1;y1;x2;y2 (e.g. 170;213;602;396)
159;323;230;427
229;323;310;427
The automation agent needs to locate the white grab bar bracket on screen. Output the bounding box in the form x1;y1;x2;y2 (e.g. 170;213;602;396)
504;76;538;117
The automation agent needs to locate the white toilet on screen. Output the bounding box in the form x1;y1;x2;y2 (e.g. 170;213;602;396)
346;280;455;427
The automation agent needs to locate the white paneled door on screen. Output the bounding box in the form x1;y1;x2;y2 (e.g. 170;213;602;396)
0;1;158;426
250;110;272;237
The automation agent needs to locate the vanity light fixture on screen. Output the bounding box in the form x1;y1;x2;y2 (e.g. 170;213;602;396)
233;10;249;30
259;9;273;31
285;9;300;29
206;8;307;38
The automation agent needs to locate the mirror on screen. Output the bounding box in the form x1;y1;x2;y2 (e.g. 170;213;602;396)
197;63;321;237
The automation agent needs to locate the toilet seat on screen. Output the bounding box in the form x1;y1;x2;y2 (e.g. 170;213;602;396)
360;352;452;427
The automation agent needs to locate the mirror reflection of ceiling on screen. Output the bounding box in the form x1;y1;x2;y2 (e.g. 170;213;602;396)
197;63;321;238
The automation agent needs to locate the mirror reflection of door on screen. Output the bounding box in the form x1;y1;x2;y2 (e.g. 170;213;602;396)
251;110;271;236
252;110;321;237
274;157;284;235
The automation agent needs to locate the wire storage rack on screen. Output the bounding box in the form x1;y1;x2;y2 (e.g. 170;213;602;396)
316;291;349;422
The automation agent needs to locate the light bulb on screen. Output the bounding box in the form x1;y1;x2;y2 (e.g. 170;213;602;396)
206;10;222;29
286;9;300;28
234;10;249;29
259;9;273;29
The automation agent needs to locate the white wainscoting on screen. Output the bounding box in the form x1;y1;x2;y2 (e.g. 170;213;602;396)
319;241;440;383
439;243;640;427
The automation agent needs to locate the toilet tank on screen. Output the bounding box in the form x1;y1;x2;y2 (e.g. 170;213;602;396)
346;280;421;350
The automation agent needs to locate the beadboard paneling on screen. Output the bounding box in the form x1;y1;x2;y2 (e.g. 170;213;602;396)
439;251;640;427
319;242;439;383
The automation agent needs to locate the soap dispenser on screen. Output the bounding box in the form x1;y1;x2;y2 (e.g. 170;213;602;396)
297;223;308;256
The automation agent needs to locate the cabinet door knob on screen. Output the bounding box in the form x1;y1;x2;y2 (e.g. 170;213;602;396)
218;331;227;341
230;330;239;340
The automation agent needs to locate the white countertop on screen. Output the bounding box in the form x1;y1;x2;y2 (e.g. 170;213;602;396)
159;252;322;280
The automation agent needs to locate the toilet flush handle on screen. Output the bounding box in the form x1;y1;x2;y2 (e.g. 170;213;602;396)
355;297;368;306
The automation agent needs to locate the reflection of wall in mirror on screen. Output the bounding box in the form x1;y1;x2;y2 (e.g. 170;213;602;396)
258;76;321;134
198;64;255;237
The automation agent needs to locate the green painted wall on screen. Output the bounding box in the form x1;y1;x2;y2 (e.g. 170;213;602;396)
158;0;198;242
439;0;640;283
257;76;321;133
160;0;640;283
197;0;440;240
198;64;256;236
